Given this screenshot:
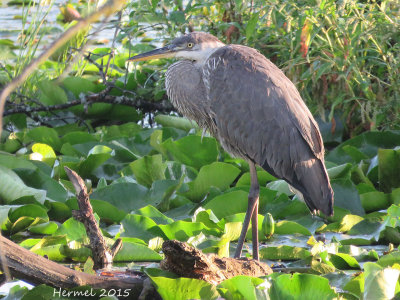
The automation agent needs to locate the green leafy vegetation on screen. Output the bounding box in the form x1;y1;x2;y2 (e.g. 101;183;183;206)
1;122;400;299
1;0;400;299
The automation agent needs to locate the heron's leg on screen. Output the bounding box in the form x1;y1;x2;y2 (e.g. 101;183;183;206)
252;199;259;260
234;162;260;259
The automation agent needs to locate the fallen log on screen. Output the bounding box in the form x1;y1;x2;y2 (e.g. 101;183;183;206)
161;240;273;284
0;234;160;299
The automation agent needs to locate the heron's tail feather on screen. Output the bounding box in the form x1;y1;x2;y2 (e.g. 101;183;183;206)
291;158;334;216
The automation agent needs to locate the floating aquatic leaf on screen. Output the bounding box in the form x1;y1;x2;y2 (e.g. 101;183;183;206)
363;262;400;300
218;275;266;300
146;268;219;300
0;165;46;204
121;214;162;242
329;253;361;270
127;154;167;187
203;190;248;219
275;220;311;236
378;148;400;193
161;135;218;169
260;246;311;260
91;183;148;212
132;205;173;225
29;221;58;235
114;240;162;261
183;162;241;202
268;273;337;300
27;126;62;152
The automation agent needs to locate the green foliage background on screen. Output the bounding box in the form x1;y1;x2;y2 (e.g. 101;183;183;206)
0;0;400;299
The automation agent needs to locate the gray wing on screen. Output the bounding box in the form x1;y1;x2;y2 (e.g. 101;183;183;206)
204;45;333;215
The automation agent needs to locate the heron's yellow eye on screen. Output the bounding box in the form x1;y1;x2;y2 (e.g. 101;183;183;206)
187;43;194;48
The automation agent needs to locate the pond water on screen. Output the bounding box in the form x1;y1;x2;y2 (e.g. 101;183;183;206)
0;0;121;51
0;0;62;42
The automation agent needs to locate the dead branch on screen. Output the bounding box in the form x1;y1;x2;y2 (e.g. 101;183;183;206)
3;93;173;117
161;240;273;285
64;166;121;269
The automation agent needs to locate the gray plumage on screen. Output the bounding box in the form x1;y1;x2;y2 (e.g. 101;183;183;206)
165;33;333;216
130;32;334;259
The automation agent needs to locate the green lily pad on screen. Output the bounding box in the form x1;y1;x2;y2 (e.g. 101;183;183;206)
331;178;364;215
121;214;163;242
158;220;214;241
259;246;311;260
38;80;68;105
61;131;99;145
14;168;68;203
376;251;400;268
132;205;173;225
378;148;400;193
67;198;126;223
343;273;364;298
55;218;88;242
62;76;97;98
203;190;248;219
0;165;46;204
29;221;58;235
127;154;167;188
236;170;276;187
31;143;56;165
363;262;400;300
326;131;400;164
329;253;361;270
10;216;35;234
91;183;148;212
146;268;219;300
78;146;113;178
161;135;218;169
114;241;162;261
275;220;312;236
218;275;266;300
27;126;62;152
360;191;390;213
183;162;241;202
9;204;48;223
268;273;337;300
193;208;221;230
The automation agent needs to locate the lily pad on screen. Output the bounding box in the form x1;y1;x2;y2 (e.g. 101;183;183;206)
268;273;337;300
183;162;241;202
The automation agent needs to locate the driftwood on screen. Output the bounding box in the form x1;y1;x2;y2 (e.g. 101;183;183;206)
0;234;160;299
161;240;273;284
64;166;121;269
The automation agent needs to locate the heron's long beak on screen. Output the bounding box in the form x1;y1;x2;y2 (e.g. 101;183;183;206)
128;45;176;62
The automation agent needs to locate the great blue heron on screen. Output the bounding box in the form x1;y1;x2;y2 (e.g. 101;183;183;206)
129;32;334;260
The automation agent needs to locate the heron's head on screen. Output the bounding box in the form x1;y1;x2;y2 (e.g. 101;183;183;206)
128;32;225;65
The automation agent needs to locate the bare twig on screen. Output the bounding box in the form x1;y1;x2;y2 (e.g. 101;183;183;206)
3;93;173;117
104;11;122;76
